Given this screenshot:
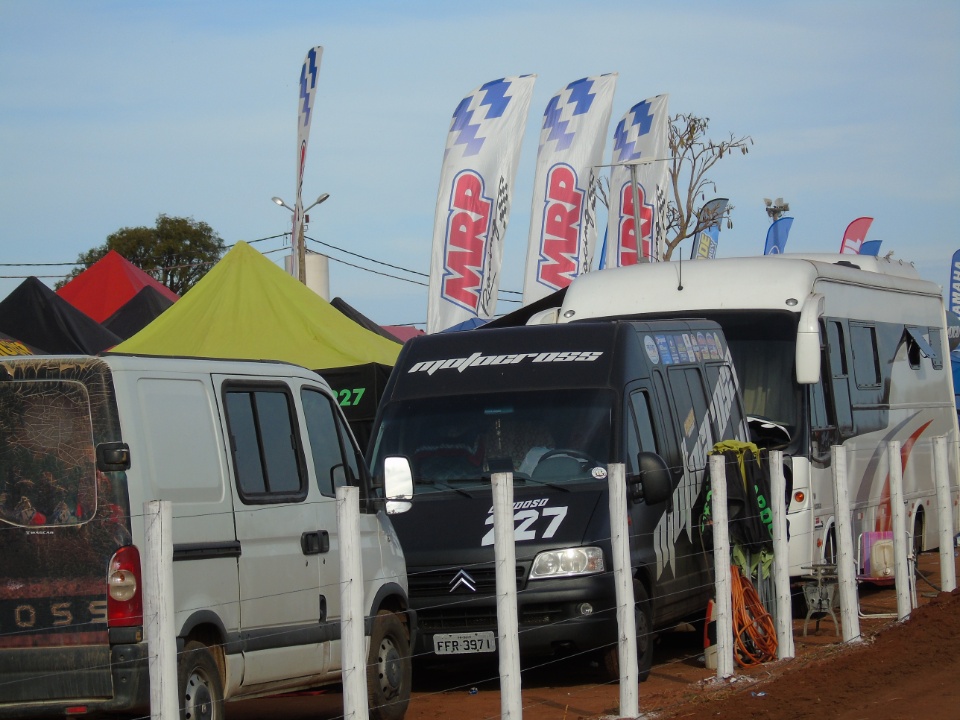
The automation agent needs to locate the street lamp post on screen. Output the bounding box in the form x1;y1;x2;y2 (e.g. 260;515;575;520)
272;193;330;284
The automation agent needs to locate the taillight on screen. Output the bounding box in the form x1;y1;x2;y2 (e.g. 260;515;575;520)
794;491;806;504
107;545;142;627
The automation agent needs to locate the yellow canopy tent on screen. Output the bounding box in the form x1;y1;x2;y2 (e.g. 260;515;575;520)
113;242;401;369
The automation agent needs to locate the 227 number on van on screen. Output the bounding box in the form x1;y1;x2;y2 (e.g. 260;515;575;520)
480;505;568;547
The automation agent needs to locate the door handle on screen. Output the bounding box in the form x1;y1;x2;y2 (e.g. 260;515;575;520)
301;530;330;555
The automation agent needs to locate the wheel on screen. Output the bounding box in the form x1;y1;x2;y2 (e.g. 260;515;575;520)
367;610;412;720
178;640;223;720
602;581;654;683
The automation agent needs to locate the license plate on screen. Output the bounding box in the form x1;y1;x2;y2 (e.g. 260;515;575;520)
433;631;496;655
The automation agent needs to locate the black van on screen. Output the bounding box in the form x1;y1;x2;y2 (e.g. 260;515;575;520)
368;319;748;678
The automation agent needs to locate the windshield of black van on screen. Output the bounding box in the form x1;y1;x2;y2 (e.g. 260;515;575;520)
371;390;613;492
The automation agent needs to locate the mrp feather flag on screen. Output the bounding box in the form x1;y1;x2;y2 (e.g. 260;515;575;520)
427;76;536;334
292;46;323;281
839;217;873;254
521;75;617;305
605;94;670;267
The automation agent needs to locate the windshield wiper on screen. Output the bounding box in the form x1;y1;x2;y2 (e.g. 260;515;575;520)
417;479;474;498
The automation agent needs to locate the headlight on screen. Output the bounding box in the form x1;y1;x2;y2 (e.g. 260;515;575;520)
529;546;604;579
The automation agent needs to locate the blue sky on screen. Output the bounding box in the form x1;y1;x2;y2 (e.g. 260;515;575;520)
1;0;958;329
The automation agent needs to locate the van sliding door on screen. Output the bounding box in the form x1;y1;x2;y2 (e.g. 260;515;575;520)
218;380;326;686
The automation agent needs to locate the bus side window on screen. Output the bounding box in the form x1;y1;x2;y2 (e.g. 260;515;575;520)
850;323;881;388
808;381;834;462
825;319;853;435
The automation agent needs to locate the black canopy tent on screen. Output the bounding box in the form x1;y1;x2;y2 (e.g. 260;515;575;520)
0;277;121;355
103;285;176;340
318;362;394;452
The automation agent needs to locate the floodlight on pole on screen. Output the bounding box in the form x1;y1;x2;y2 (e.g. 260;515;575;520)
764;196;790;222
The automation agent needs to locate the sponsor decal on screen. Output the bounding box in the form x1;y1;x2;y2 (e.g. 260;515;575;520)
409;350;603;376
481;500;569;546
441;170;494;314
652;348;741;579
536;163;585;291
644;335;660;364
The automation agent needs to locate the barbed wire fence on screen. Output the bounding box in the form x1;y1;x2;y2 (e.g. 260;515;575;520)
0;438;957;719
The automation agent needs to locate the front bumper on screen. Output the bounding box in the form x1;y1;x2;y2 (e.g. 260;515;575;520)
411;570;619;659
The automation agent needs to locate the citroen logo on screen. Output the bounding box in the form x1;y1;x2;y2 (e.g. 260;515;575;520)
449;569;477;593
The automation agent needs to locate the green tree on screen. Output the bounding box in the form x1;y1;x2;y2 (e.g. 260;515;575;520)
663;114;752;260
58;214;225;295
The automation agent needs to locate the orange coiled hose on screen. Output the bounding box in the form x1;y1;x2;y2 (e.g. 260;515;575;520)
730;564;778;667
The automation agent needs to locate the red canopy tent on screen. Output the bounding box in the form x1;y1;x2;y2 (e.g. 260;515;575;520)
56;250;179;322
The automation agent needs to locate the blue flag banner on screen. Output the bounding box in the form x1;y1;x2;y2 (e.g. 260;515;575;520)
859;240;882;256
763;217;794;255
950;249;960;317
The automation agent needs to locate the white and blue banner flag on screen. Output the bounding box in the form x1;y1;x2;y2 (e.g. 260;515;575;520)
427;76;536;334
690;197;728;260
521;74;617;305
950;249;960;317
605;94;670;267
292;46;323;280
763;216;794;255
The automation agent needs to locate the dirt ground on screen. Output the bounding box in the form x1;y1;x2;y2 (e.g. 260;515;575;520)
227;551;960;720
403;550;960;720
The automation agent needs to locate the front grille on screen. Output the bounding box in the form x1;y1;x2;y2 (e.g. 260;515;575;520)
408;565;525;596
418;603;567;633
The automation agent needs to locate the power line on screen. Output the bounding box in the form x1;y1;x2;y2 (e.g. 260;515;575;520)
0;232;524;300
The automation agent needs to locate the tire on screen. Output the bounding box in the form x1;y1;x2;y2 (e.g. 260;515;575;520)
823;527;838;566
177;640;224;720
367;610;412;720
602;581;654;683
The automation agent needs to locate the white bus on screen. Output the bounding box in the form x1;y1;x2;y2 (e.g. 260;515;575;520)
531;254;959;577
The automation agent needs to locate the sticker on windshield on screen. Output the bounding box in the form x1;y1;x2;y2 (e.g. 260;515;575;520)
591;466;607;480
644;336;659;364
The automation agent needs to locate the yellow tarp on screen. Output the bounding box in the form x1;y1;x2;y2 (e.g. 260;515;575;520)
113;242;401;369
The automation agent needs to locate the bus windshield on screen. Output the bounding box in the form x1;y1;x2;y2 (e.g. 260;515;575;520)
371;389;614;492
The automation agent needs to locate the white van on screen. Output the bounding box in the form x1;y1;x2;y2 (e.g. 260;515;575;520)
0;354;413;720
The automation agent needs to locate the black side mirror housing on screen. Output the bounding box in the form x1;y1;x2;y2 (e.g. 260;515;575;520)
96;442;131;472
628;451;671;504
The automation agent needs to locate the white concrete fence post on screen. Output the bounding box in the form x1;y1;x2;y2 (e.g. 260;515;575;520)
886;441;913;621
934;435;957;593
768;451;795;659
337;485;369;720
708;454;734;679
831;446;861;643
607;463;638;719
492;472;523;720
142;500;179;720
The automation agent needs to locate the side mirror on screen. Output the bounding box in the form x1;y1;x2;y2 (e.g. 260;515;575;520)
796;293;824;384
96;442;131;472
383;456;413;515
629;451;671;504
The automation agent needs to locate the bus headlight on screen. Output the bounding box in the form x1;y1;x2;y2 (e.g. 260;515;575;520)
530;547;604;579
